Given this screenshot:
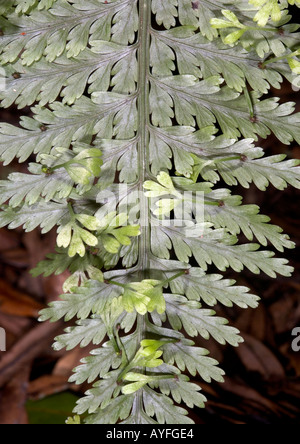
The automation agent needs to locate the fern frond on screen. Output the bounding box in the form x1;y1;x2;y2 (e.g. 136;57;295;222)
54;316;107;351
0;94;137;164
0;167;74;207
0;200;69;233
14;0;57;14
0;0;138;65
169;268;260;308
0;43;137;108
151;223;293;277
1;0;299;425
151;27;284;93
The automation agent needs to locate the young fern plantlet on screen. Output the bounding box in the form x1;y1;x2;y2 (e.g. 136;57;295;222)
0;0;300;424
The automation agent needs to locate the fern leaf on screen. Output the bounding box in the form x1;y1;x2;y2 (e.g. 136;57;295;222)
84;394;135;424
163;294;243;346
204;192;295;251
0;201;68;233
0;168;73;207
151;224;293;277
39;281;123;322
162;339;225;383
0;0;137;65
150;374;207;409
142;387;193;424
54;316;107;351
151;27;283;93
70;345;123;385
1;0;299;425
169;268;260;309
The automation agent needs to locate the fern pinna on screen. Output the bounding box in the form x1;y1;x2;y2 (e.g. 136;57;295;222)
0;0;299;424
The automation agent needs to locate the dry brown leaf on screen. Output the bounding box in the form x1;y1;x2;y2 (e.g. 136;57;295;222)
221;377;279;411
270;296;300;335
280;342;300;377
1;248;30;268
0;365;30;424
0;321;63;388
0;229;20;252
28;375;70;400
236;333;285;382
0;279;44;318
236;305;271;343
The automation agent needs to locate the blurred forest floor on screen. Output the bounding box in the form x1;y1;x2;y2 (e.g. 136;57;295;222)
0;82;299;424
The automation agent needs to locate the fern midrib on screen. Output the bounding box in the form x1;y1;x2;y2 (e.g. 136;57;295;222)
138;0;151;273
135;0;151;423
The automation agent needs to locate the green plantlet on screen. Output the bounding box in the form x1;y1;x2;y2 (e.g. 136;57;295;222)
250;0;300;27
41;147;103;185
66;415;81;425
0;0;300;425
